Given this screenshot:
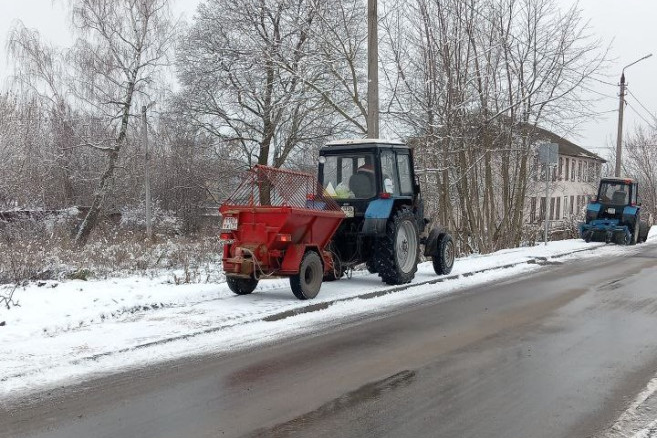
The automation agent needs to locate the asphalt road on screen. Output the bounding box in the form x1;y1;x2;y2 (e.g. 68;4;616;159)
3;244;657;438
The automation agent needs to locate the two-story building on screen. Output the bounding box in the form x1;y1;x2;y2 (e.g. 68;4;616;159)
527;127;606;227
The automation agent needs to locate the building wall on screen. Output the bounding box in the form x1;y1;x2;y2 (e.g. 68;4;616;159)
527;155;602;225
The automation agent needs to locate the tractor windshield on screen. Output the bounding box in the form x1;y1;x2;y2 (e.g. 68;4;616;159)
598;181;630;205
321;154;376;199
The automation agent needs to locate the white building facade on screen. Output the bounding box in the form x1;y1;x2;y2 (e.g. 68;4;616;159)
527;130;606;228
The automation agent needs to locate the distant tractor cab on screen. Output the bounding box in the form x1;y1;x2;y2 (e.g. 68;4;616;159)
319;139;455;285
580;177;649;245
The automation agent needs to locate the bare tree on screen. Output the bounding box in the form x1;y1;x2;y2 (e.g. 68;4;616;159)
624;126;657;223
177;0;364;170
67;0;173;245
6;1;173;244
379;0;607;253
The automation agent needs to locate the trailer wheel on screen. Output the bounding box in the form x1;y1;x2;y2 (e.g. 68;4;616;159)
432;233;455;275
291;251;323;300
226;276;259;295
376;208;419;285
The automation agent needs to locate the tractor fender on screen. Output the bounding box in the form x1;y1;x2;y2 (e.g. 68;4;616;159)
585;202;602;223
424;227;448;257
622;206;639;226
362;198;395;235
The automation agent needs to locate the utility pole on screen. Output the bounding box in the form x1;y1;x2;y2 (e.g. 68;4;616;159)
367;0;379;139
142;105;152;240
615;53;653;177
614;73;626;177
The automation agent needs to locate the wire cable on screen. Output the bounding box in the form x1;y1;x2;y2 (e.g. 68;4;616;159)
626;88;657;123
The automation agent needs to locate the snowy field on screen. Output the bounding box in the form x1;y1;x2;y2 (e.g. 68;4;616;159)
2;234;657;437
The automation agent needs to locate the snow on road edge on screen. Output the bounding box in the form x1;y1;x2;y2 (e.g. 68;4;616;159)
0;236;655;402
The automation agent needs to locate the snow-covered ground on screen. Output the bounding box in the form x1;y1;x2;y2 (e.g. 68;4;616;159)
1;234;657;437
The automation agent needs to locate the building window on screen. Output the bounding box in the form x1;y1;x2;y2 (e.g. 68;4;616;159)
540;197;546;220
550;198;556;220
570;195;575;215
533;155;539;182
578;161;583;182
565;158;570;181
563;196;568;218
571;160;576;181
530;197;537;223
559;157;563;180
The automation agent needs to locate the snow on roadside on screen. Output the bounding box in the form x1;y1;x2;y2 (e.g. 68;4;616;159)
0;236;652;400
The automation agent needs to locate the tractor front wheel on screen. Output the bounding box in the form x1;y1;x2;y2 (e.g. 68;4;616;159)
227;275;259;295
432;233;455;276
291;251;323;300
376;209;419;285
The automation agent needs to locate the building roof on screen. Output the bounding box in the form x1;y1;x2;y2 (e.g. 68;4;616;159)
532;126;606;163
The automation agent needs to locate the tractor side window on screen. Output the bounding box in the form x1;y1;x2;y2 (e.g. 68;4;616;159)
397;154;413;195
381;151;400;195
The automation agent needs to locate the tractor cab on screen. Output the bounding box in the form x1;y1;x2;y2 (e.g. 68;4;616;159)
581;177;648;244
318;139;420;219
595;178;637;209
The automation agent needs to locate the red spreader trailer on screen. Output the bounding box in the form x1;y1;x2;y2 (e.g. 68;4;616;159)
219;165;345;299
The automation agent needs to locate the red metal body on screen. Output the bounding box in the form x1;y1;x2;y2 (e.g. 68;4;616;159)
220;166;344;279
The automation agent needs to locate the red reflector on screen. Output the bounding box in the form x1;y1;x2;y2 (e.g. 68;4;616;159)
277;234;292;242
306;194;316;200
220;232;233;240
380;192;391;199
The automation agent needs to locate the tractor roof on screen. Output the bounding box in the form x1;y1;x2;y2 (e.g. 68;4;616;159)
324;138;405;147
322;139;409;153
600;177;637;184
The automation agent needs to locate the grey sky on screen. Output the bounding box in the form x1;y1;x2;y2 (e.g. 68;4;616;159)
0;0;655;160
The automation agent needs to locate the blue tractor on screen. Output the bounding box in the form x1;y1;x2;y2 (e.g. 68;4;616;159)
580;177;649;245
318;139;455;285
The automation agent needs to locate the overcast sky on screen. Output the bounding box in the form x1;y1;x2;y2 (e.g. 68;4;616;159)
0;0;655;160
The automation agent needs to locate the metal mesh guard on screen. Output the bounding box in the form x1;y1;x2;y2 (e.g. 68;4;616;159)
223;165;342;211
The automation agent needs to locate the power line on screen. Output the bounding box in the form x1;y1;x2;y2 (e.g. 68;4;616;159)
626;88;657;123
625;101;655;127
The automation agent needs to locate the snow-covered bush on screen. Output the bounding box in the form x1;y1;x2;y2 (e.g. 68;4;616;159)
120;200;182;235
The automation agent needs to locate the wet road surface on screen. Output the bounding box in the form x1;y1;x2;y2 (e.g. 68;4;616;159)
3;244;657;438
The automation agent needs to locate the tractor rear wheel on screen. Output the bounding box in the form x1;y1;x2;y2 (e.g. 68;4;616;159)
630;217;640;245
226;276;259;295
291;251;323;300
432;233;455;275
376;209;419;285
639;220;649;243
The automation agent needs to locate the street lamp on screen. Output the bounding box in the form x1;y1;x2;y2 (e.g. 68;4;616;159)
615;53;653;177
